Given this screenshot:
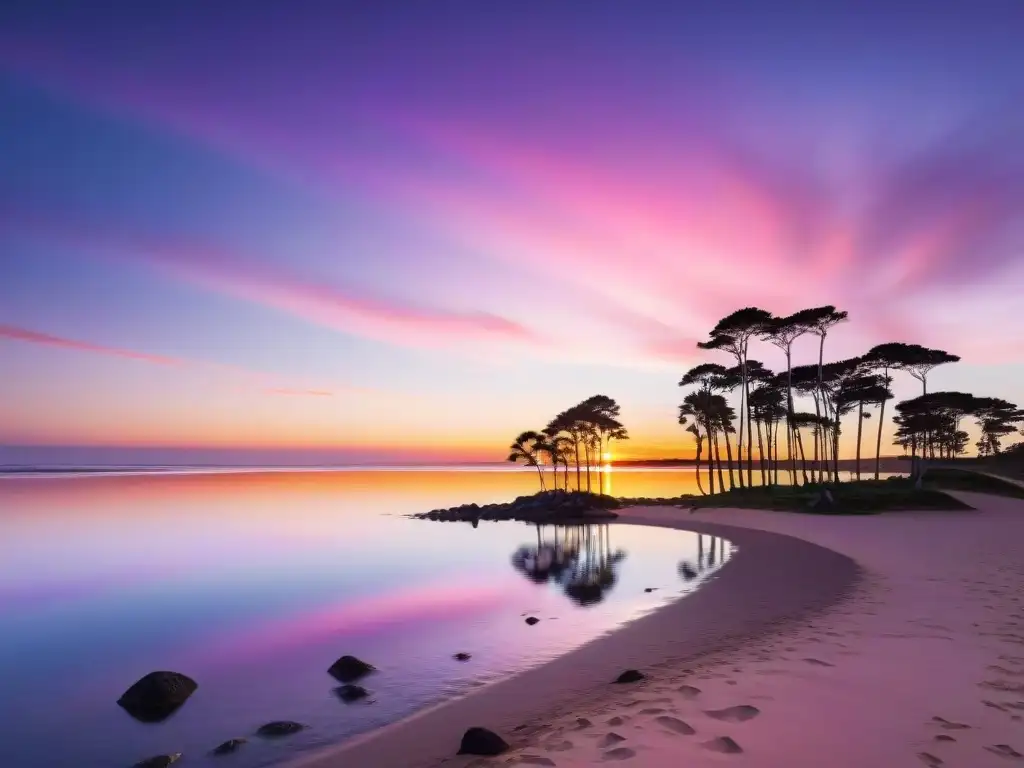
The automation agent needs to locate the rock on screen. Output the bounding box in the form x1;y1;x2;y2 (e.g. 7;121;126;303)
335;684;369;702
614;669;645;684
256;721;306;737
133;755;181;768
117;671;198;722
644;588;656;593
210;739;246;756
457;727;510;756
453;652;472;661
328;655;375;682
525;616;540;626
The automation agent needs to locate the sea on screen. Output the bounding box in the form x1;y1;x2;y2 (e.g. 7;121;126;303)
0;466;732;768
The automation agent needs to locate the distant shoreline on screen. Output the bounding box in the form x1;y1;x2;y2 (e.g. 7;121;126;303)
0;457;916;476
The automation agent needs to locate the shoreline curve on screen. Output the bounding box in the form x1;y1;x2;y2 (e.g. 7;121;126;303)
285;512;862;768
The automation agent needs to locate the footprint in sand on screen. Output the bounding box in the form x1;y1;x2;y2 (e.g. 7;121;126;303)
803;658;835;667
677;685;701;698
602;747;636;761
575;718;593;729
704;705;761;723
598;733;626;749
638;708;667;715
982;680;1024;694
984;700;1009;711
990;666;1024;677
543;740;574;752
935;735;956;743
932;717;971;730
607;716;627;727
514;757;556;767
985;744;1023;759
655;716;696;735
703;736;743;754
918;752;944;766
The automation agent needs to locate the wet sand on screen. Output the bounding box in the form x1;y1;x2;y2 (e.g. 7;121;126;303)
291;490;1024;768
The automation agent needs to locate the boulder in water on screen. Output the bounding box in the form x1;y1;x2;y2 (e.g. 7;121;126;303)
133;755;181;768
117;671;197;722
210;739;246;756
457;727;510;756
335;684;369;702
525;616;540;626
453;652;472;661
328;655;375;682
256;721;306;737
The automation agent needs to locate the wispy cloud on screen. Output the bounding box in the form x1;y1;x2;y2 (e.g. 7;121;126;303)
0;323;336;398
0;203;543;352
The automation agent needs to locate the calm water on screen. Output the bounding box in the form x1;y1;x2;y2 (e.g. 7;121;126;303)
0;468;732;768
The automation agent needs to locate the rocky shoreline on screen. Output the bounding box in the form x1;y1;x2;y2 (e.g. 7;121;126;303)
412;489;691;524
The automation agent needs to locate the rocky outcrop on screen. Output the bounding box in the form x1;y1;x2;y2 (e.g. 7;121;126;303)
328;655;375;682
457;727;510;756
415;490;621;524
117;671;197;722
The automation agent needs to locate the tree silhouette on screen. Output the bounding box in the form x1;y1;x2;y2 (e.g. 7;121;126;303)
797;306;849;481
759;314;809;484
508;431;548;490
700;308;774;489
864;343;906;479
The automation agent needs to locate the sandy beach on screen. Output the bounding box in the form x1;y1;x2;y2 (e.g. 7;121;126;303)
291;488;1024;768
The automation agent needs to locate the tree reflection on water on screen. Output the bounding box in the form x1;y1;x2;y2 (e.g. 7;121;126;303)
678;534;731;582
510;524;626;606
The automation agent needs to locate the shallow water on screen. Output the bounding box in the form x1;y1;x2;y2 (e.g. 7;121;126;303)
0;469;732;768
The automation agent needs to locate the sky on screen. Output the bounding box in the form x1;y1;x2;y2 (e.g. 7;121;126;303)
1;1;1023;465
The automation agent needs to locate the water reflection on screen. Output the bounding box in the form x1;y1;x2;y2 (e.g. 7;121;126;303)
511;524;627;606
678;534;731;581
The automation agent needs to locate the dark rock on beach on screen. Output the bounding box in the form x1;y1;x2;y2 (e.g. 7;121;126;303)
328;655;375;682
133;754;181;768
457;727;510;756
256;721;306;737
453;652;472;661
335;684;369;702
525;616;540;626
614;669;645;684
414;490;621;524
117;671;197;722
210;739;246;756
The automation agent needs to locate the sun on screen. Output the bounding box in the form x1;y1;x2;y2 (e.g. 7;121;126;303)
602;452;612;462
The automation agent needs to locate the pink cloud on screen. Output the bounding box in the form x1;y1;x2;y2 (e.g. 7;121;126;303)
0;203;543;352
0;324;185;366
0;323;336;397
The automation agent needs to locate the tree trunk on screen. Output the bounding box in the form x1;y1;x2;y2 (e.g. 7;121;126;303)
735;357;746;490
535;463;546;491
744;352;754;487
712;429;725;494
573;439;581;491
785;348;796;484
773;418;781;484
584;442;592;493
723;428;736;490
756;418;767;487
795;426;809;484
874;368;888;480
855;402;864;481
694;430;706;496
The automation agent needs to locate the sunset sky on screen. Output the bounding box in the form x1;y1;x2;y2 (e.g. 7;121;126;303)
2;1;1023;465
